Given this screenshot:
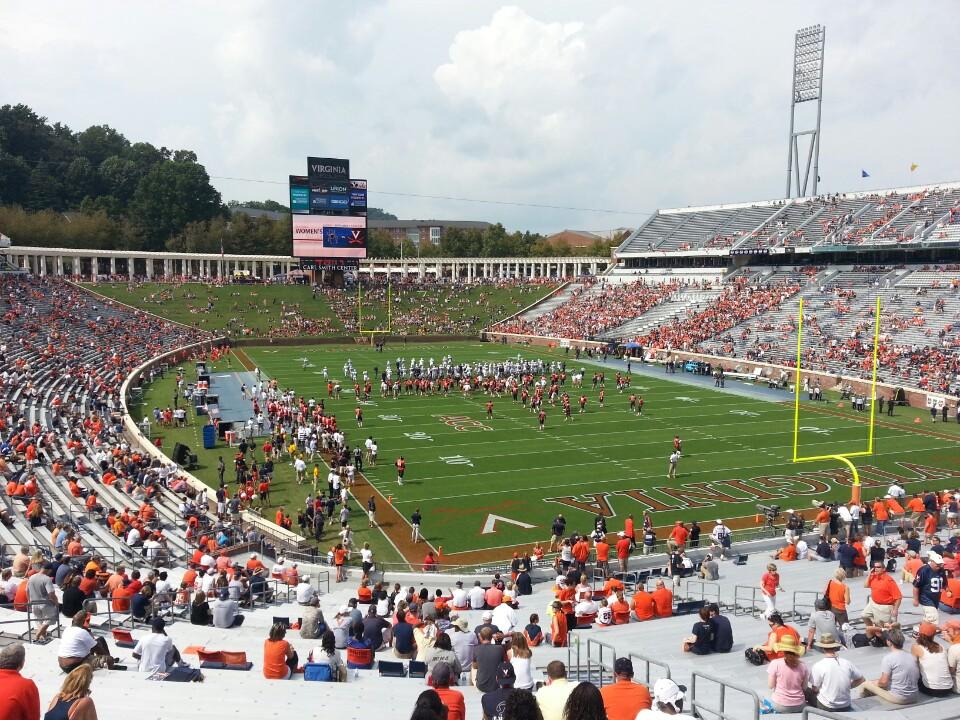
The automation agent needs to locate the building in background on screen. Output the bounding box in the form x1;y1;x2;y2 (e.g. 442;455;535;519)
369;219;490;247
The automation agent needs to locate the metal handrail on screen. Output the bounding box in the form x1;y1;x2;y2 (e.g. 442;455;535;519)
627;650;671;685
0;599;64;643
683;579;720;606
734;585;764;617
689;670;762;720
789;590;821;623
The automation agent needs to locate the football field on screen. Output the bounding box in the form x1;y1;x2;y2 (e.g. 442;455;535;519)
236;341;960;566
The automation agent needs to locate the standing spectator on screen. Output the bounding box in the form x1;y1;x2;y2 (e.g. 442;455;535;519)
561;682;606;720
860;628;919;705
766;634;809;713
536;661;575;720
45;665;98;720
26;563;59;643
616;532;631;571
808;633;864;712
824;569;851;625
711;519;731;560
0;644;39;720
911;622;953;696
760;563;783;619
599;657;652;720
862;561;902;644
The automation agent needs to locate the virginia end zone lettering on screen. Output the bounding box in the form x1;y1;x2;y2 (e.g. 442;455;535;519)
545;462;959;518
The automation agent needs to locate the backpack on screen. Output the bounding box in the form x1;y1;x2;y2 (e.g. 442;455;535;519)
850;633;871;648
744;647;768;665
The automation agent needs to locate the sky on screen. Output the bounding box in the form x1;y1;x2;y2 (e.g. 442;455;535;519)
2;1;958;234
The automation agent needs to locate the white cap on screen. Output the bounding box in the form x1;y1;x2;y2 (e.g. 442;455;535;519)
927;552;944;565
652;678;685;710
339;604;350;614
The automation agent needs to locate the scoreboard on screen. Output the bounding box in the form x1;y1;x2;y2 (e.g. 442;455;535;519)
289;157;367;261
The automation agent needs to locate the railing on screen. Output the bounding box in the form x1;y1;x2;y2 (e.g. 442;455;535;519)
565;637;671;688
689;670;762;720
733;585;764;617
627;650;671;685
683;579;720;606
788;590;821;623
800;708;852;720
0;600;64;643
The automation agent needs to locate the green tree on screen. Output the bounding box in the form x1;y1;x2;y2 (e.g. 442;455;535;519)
24;161;63;211
64;157;99;206
367;228;398;258
130;160;224;250
99;156;141;203
76;124;129;167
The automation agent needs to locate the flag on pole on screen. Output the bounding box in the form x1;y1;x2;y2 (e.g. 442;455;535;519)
861;170;870;178
910;163;919;172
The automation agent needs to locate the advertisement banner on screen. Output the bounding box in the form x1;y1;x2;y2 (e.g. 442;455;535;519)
290;185;310;213
349;189;367;208
328;194;350;209
293;215;367;258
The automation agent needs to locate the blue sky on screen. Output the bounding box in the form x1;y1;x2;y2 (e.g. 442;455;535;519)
2;1;957;233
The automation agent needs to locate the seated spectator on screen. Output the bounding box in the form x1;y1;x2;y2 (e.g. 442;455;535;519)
58;611;119;671
430;662;465;720
506;632;535;691
708;604;733;653
361;605;390;650
766;634;810;713
296;577;318;606
609;590;631;625
190;590;211;626
473;626;506;693
860;628;919;705
449;581;468;610
211;588;244;628
651;579;674;618
774;539;798;562
449;617;476;671
699;554;719;581
393;611;416;660
809;535;833;562
911;622;953;696
746;613;803;665
632;587;656;621
523;613;543;647
481;661;517;720
60;576;86;619
808;633;863;712
426;631;462;679
596;598;612;626
263;622;297;680
46;665;99;720
308;629;346;682
599;657;651;720
806;598;843;652
133;618;181;673
682;607;714;655
536;660;575;720
0;644;39;720
637;678;685;719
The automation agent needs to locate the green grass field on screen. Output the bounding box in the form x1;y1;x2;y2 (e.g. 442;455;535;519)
83;281;551;338
131;341;960;565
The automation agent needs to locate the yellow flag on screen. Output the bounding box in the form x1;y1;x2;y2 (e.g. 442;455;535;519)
910;163;919;172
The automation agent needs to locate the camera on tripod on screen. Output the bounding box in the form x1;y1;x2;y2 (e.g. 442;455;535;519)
756;504;781;522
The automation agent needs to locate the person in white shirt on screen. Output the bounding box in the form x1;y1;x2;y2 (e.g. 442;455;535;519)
809;633;864;712
450;581;469;610
888;483;906;500
200;568;216;595
574;596;598;618
492;595;519;634
132;617;181;673
126;527;141;546
296;579;318;605
58;611;117;671
468;580;486;610
795;538;809;560
711;519;732;560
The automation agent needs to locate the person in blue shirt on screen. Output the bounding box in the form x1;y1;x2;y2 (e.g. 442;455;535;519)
913;552;947;624
392;611;415;659
708;603;734;652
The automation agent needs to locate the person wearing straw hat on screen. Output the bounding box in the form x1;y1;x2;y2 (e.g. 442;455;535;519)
766;633;810;714
808;633;864;712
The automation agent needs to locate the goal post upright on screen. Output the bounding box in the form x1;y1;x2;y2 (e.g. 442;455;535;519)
792;296;882;505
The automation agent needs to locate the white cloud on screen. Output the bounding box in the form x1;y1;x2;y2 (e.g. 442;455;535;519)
0;1;957;233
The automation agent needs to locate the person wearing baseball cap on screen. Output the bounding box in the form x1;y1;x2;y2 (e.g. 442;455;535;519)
132;617;181;673
637;678;686;717
430;661;465;720
910;622;953;696
913;551;947;624
480;661;516;720
600;656;652;720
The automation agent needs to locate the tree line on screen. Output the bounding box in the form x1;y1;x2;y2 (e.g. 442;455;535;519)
0;103;618;258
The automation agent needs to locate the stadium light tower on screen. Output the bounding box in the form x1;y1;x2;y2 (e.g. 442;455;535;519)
785;25;825;198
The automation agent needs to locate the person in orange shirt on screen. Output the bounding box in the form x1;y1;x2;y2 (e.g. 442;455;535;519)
814;505;831;538
624;514;636;548
776;540;797;562
873;497;891;537
825;568;851;625
902;550;923;584
595;538;611;577
602;575;624;597
571;537;590;569
863;561;902;642
632;588;656;621
923;512;938;543
600;657;652;720
246;553;265;573
651;579;674;618
262;623;297;680
275;507;285;527
333;544;348;583
751;613;802;662
609;590;631;625
549;601;568;647
430;663;465;720
667;521;688;552
906;494;925;526
111;579;132;613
